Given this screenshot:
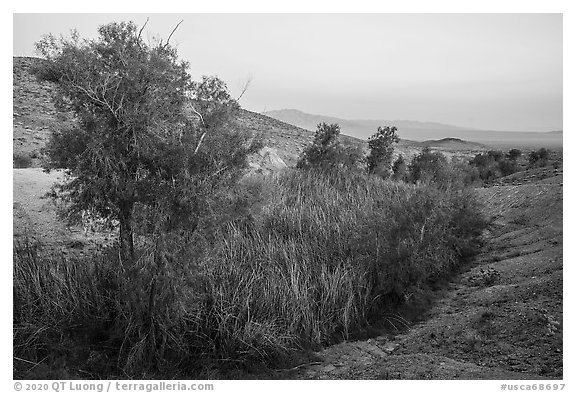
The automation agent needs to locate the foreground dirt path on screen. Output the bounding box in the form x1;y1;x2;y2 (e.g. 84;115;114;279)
281;180;562;380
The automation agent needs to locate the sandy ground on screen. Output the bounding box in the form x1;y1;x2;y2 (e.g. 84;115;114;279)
13;168;112;255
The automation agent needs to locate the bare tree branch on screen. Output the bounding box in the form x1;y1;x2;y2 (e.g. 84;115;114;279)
137;17;150;41
164;20;183;49
236;76;253;102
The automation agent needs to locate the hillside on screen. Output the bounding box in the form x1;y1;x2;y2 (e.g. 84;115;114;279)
13;57;493;174
13;57;75;168
419;137;488;150
265;109;563;149
12;57;367;173
234;109;363;169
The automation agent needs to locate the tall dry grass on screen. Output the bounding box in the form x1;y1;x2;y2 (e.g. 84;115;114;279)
13;168;488;378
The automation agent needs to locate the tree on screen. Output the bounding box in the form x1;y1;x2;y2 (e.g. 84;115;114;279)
366;126;400;177
528;148;550;167
408;147;451;187
469;152;502;182
506;148;522;161
487;150;504;162
297;123;344;170
36;21;259;265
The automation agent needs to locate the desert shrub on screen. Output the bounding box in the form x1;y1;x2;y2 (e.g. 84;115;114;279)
506;148;522;161
451;158;482;187
529;148;550;167
468;149;522;183
407;148;453;188
469;152;502;182
498;159;518;176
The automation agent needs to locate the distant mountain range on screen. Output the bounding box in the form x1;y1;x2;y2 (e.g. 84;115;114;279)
264;109;563;149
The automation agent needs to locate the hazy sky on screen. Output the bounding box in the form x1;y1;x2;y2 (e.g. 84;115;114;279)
13;13;562;131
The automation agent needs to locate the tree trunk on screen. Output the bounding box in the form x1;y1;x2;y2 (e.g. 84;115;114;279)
119;201;134;265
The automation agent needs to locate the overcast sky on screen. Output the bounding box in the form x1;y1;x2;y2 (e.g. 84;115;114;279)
13;13;562;131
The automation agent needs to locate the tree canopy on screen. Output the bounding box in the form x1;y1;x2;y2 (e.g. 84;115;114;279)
36;21;260;264
366;126;400;177
296;122;362;170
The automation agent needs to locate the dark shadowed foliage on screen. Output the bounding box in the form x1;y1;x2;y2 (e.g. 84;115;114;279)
392;154;409;182
529;148;550;168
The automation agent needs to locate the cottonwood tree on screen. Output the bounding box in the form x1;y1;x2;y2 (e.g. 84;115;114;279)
297;123;339;169
297;122;364;170
366;126;400;177
36;21;259;265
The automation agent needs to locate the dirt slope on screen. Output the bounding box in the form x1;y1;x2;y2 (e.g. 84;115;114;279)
279;177;562;380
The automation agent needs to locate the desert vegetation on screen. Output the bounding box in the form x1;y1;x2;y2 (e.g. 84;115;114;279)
17;20;539;380
14;167;488;378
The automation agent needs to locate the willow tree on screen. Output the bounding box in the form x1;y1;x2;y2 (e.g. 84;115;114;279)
36;21;258;264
